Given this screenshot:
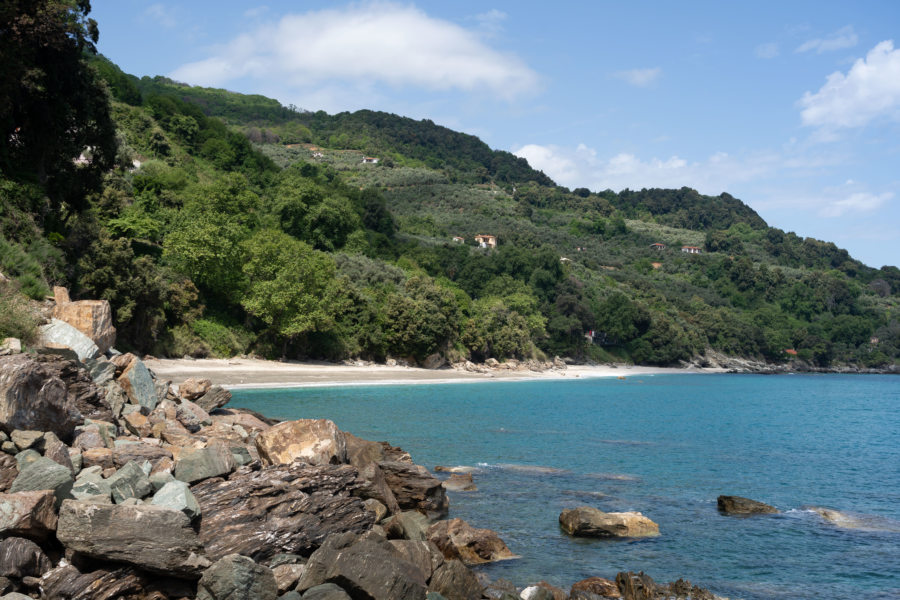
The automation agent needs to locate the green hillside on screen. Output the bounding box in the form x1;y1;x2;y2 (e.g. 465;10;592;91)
1;12;898;370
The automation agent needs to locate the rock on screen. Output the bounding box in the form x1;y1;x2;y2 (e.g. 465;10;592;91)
0;537;51;578
72;425;108;450
106;460;153;503
9;431;42;452
196;385;231;412
196;554;278;600
0;355;83;440
385;510;432;541
427;518;516;565
9;456;73;504
122;411;152;437
388;540;444;581
0;441;15;454
39;563;195;600
38;319;100;361
42;432;74;474
356;462;401;514
117;357;158;411
71;468;111;501
379;461;449;519
83;356;116;385
296;536;427;600
256;419;348;466
614;572;717;600
363;498;388;523
559;507;659;538
428;559;482;600
51;293;116;353
150;470;175;491
81;447;114;470
12;450;39;470
174;441;235;483
191;462;373;562
482;578;518;599
344;432;388;468
180;378;212;401
272;563;306;593
0;491;58;539
176;398;212;432
56;500;205;577
101;381;127;418
302;583;352;600
0;339;21;357
111;440;172;469
717;495;778;515
151;479;201;521
423;353;446;370
0;455;17;492
442;473;477;492
521;586;556;600
570;576;621;598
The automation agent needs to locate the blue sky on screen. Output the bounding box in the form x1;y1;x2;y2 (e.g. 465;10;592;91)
91;1;900;268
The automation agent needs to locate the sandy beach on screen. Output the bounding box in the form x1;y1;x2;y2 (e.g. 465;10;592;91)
143;357;720;389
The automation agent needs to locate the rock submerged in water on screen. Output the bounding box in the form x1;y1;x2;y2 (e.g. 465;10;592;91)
426;517;517;565
559;506;659;538
717;495;778;515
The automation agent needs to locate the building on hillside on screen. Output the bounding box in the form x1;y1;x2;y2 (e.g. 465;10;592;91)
650;242;666;250
452;236;465;243
362;157;379;164
474;234;497;248
681;246;702;254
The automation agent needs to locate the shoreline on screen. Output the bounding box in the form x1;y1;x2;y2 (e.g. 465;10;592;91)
144;357;722;390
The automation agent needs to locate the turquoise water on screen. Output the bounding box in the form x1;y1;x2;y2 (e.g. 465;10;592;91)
231;374;900;599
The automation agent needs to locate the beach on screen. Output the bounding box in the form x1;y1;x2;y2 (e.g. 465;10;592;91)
143;357;715;389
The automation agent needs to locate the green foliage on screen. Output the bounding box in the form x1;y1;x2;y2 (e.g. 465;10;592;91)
0;282;39;344
190;317;254;358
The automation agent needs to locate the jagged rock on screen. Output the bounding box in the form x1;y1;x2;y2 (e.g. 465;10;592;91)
0;491;58;539
107;461;152;503
717;495;778;515
345;432;388;467
9;457;73;504
13;450;40;471
175;398;212;432
482;578;518;599
615;572;717;600
0;455;17;492
72;425;108;451
559;507;659;538
196;386;231;412
71;468;111;501
112;441;172;469
51;293;116;354
272;563;306;593
191;462;373;562
0;339;21;357
388;540;445;581
363;498;388;523
101;381;127;419
42;431;74;474
255;419;347;466
296;535;427;600
302;583;352;600
355;462;401;514
39;563;196;600
231;446;253;466
122;411;152;437
10;431;43;452
442;473;477;492
56;500;205;577
38;319;100;361
174;441;235;484
0;355;83;440
0;537;51;578
196;554;278;600
81;447;114;470
151;479;201;521
427;518;516;565
428;559;482;600
527;581;568;600
179;378;212;401
385;510;431;541
571;577;621;598
83;356;116;385
117;358;158;411
210;408;271;433
379;461;449;519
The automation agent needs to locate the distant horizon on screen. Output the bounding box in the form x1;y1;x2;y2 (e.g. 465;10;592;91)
92;1;900;268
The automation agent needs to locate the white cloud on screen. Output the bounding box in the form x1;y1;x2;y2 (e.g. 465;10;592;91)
799;40;900;130
614;67;661;87
170;3;538;104
819;191;893;217
473;9;507;35
143;3;177;29
755;42;779;59
796;25;858;54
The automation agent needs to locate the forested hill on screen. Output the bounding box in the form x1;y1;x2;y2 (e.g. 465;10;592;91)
1;9;898;371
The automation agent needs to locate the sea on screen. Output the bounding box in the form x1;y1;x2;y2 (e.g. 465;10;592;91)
230;373;900;599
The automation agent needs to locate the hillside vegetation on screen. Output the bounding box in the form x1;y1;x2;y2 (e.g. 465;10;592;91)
1;8;898;369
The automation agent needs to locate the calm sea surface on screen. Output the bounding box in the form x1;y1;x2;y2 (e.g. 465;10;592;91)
231;374;900;599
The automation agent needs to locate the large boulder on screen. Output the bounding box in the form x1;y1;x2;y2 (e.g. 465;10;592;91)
427;559;482;600
385;510;431;541
9;456;74;504
195;385;232;412
0;355;83;439
152;479;201;521
717;495;778;515
196;554;277;600
190;462;373;562
106;461;153;503
0;490;58;539
426;518;517;565
255;419;347;466
379;461;449;519
39;563;195;600
571;577;621;599
117;357;158;411
174;441;235;484
0;536;51;579
179;378;212;401
52;294;116;354
559;507;659;538
56;500;206;577
38;319;99;361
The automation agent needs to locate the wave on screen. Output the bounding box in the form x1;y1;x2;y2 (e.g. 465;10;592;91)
585;472;642;482
802;506;900;533
477;462;570;475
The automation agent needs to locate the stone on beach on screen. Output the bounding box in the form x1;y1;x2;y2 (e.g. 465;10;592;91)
117;356;158;411
717;495;778;515
559;507;659;538
255;418;347;466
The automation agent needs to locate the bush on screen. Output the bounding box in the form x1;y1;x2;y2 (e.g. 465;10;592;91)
0;283;39;344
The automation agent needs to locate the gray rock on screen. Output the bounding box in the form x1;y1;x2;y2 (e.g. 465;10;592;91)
0;490;58;539
101;380;127;419
281;593;303;600
38;319;99;361
195;386;231;412
717;495;779;515
379;461;449;519
301;583;351;599
0;537;51;578
9;457;73;504
56;500;205;577
231;446;252;466
151;480;201;521
385;510;431;541
196;554;278;600
0;443;15;455
42;431;75;474
10;431;43;452
268;554;306;569
117;357;158;411
174;442;235;484
13;450;40;470
0;355;83;440
83;356;116;385
428;560;483;600
68;449;82;472
150;471;175;491
71;469;111;502
363;498;388;523
388;540;444;581
107;461;153;503
176;398;212;432
1;592;32;600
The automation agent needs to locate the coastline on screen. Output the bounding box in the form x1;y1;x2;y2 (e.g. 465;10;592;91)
144;357;723;390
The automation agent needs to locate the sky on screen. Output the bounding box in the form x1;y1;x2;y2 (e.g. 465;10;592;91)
91;1;900;268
